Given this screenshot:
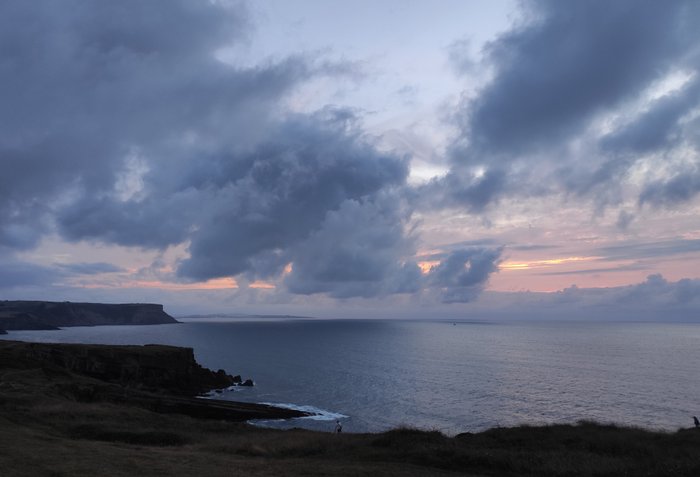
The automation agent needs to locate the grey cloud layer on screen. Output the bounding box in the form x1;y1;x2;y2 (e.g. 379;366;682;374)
11;0;692;301
0;0;500;300
430;0;700;212
55;262;126;275
474;274;700;321
0;257;59;289
467;0;688;156
175;114;410;284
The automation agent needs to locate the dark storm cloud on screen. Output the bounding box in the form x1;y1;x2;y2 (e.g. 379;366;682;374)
58;191;201;249
593;78;700;206
601;78;700;154
418;168;509;212
0;0;253;249
465;0;690;157
176;112;410;282
639;169;700;206
1;1;506;301
428;248;502;303
284;196;422;298
434;0;700;212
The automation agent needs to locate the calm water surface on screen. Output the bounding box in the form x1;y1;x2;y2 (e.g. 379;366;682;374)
3;319;699;434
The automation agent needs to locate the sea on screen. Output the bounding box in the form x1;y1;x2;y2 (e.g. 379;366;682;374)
2;318;699;435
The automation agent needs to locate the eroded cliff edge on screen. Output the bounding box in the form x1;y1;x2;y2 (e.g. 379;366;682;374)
0;340;307;421
16;340;234;396
0;300;178;332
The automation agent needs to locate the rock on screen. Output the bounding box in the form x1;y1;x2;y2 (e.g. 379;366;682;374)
240;379;254;387
0;312;61;331
16;341;236;396
232;374;242;384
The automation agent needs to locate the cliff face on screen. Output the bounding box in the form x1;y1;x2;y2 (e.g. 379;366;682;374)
0;301;178;331
14;341;234;396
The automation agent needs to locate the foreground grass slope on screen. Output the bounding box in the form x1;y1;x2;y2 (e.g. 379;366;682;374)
1;341;699;476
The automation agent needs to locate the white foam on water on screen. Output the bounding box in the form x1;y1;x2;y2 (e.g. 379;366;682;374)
261;402;349;421
199;384;247;398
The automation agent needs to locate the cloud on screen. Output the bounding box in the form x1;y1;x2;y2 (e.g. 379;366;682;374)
509;244;560;252
431;0;700;213
1;0;506;302
428;247;502;303
605;274;700;310
55;262;126;275
594;239;700;262
464;0;693;157
0;0;253;249
601;77;700;155
176;112;410;284
424;168;508;212
12;1;684;304
284;195;421;298
447;37;477;75
616;210;635;230
639;168;700;207
472;274;700;321
0;256;60;289
537;263;649;276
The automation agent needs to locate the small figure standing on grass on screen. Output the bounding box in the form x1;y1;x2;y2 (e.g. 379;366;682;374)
693;416;699;428
335;420;343;433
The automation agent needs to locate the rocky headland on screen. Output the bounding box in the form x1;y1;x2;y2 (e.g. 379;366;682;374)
0;340;306;421
0;300;178;333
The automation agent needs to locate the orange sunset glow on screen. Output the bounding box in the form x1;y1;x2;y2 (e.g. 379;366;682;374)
499;256;601;270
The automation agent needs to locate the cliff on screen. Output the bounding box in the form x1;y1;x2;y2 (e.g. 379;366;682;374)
15;341;234;396
0;340;305;421
0;300;177;331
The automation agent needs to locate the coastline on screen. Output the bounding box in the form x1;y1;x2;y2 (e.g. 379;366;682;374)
0;301;178;332
2;339;699;476
4;318;699;435
0;339;307;422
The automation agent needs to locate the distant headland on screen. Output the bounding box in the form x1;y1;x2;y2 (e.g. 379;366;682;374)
0;300;178;333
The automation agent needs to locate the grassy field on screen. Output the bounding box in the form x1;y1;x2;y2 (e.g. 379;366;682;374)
1;342;699;476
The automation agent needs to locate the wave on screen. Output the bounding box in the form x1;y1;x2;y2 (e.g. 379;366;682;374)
198;384;248;398
260;402;349;421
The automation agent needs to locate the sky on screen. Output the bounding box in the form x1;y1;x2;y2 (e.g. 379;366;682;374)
2;0;700;319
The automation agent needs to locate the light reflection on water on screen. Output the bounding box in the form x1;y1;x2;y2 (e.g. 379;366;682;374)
3;319;699;434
